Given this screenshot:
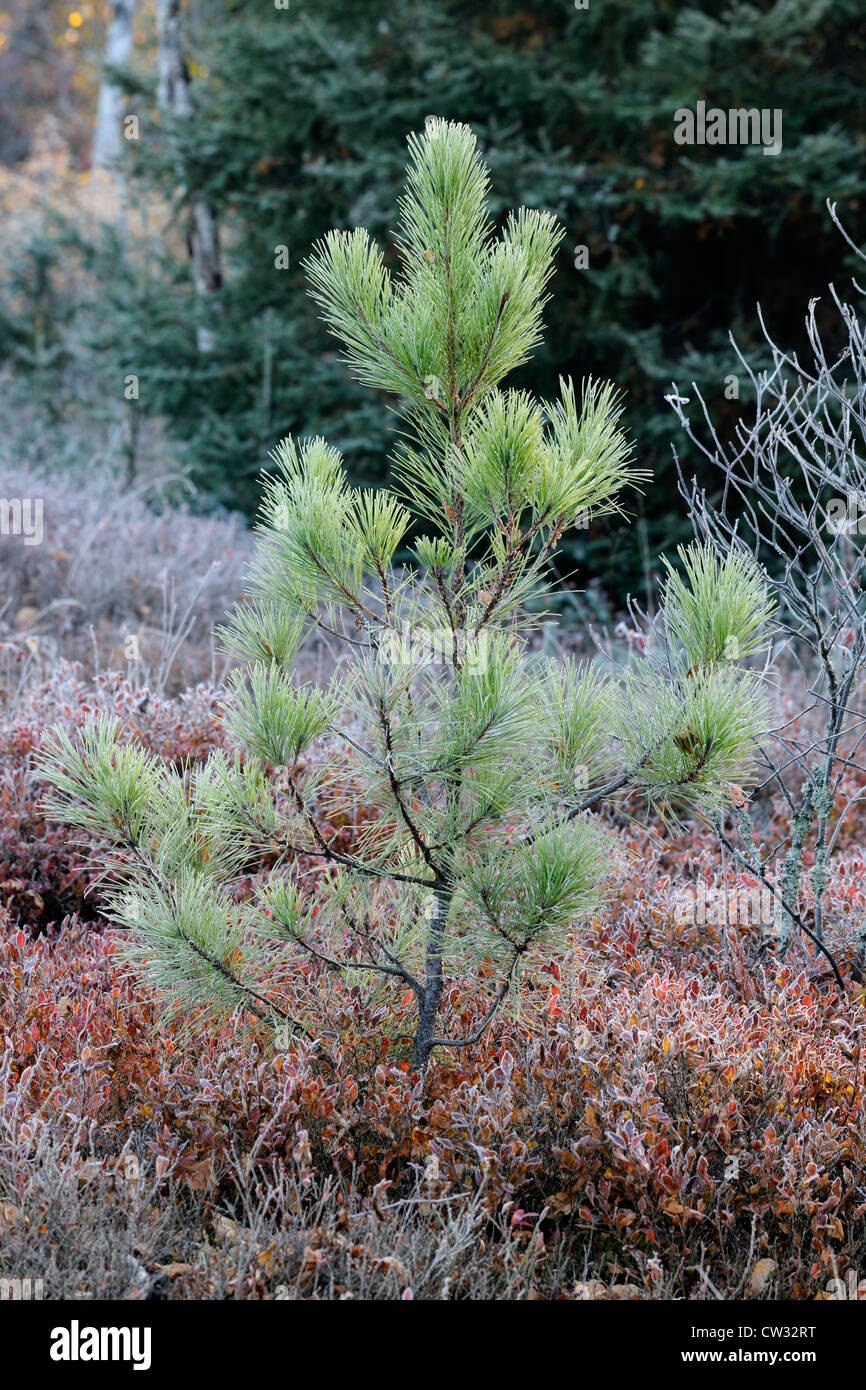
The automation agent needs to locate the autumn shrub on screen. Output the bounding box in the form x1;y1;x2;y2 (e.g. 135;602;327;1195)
3;825;866;1300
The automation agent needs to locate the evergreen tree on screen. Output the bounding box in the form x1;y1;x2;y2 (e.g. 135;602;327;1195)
73;0;866;594
42;122;772;1068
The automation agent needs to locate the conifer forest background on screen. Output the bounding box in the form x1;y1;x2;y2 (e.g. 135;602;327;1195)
4;0;865;593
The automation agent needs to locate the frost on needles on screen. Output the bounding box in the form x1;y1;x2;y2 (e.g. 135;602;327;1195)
40;120;772;1069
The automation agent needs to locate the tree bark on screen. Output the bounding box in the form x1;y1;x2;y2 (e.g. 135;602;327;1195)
92;1;135;170
411;885;451;1069
155;0;222;353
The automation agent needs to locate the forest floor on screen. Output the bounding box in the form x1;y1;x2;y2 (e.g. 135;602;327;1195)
1;456;864;1301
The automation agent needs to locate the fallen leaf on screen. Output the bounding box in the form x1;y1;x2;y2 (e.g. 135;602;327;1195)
574;1280;607;1300
181;1156;215;1191
154;1262;196;1280
547;1191;577;1214
214;1213;241;1243
746;1258;778;1297
369;1255;408;1281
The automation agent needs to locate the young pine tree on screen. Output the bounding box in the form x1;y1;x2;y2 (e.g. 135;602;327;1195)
41;121;772;1070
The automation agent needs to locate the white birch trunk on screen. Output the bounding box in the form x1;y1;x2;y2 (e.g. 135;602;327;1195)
92;1;135;171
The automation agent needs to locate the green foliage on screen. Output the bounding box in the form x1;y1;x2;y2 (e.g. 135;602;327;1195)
222;666;339;767
662;544;776;669
41;122;774;1066
618;664;770;820
0;238;73;414
40;719;164;844
37;0;860;596
542;657;613;788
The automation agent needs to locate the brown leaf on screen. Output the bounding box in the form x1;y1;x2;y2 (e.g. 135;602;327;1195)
663;1198;692;1217
746;1258;777;1298
574;1279;643;1300
154;1262;196;1280
369;1256;409;1281
573;1280;607;1300
547;1191;577;1214
181;1156;215;1191
214;1213;241;1244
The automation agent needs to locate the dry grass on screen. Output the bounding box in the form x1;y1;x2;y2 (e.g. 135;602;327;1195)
0;450;251;693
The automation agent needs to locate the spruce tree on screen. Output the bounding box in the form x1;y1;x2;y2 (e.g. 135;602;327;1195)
41;121;771;1069
71;0;866;595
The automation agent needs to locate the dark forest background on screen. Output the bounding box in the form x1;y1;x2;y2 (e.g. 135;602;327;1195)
1;0;865;601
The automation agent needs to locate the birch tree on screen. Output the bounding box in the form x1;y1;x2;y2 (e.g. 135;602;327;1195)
91;0;135;171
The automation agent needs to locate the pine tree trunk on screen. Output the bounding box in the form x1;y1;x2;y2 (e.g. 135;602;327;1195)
155;0;222;353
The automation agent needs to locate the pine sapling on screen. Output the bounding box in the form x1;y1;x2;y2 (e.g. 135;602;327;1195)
41;120;773;1069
